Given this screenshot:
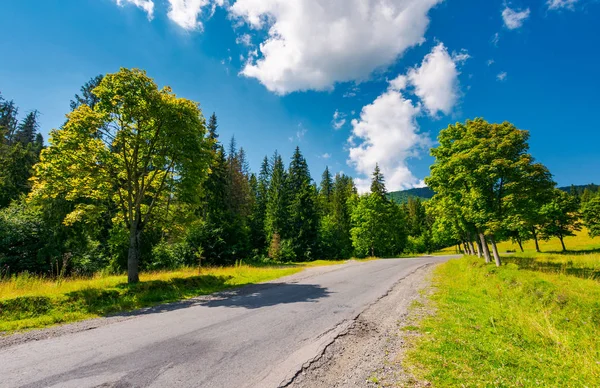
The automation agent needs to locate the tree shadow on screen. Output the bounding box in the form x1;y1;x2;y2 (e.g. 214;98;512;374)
2;275;332;326
504;256;600;281
82;279;331;318
538;247;600;255
198;283;331;309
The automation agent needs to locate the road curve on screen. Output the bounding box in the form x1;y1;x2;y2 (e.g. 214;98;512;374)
0;256;457;388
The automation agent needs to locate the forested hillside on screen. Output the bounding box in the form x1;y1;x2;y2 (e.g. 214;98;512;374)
387;187;434;203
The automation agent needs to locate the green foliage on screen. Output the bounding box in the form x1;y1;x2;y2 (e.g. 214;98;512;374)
582;194;600;238
350;167;407;257
265;152;289;242
539;189;582;250
426;118;556;264
31;68;211;283
286;147;319;260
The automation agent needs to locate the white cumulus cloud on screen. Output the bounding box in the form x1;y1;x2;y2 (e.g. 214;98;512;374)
497;71;508;81
348;86;429;193
502;6;530;29
547;0;578;10
166;0;213;30
406;43;465;116
115;0;155;19
347;42;466;192
229;0;443;94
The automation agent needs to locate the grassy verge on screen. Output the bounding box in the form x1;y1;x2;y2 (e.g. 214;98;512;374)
404;254;600;386
0;265;303;334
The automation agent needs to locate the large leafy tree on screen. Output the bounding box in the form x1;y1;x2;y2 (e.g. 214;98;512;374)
31;68;211;283
427;118;554;265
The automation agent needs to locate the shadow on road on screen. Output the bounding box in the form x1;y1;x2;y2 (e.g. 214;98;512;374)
104;282;332;318
199;283;331;309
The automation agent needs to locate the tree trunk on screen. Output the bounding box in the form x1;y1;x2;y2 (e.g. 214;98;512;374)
517;237;524;253
468;241;476;257
489;235;502;267
463;242;471;255
475;238;482;258
478;232;491;263
128;219;141;284
559;235;566;252
532;227;540;253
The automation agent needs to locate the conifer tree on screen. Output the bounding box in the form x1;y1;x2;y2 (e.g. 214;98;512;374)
14;110;39;146
250;156;271;253
319;166;333;215
70;75;104;110
287;147;319;260
265;152;288;250
370;163;387;199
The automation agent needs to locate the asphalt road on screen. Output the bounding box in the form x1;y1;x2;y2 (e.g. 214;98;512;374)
0;256;455;388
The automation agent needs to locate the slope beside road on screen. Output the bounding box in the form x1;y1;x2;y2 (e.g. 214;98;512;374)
0;256;458;388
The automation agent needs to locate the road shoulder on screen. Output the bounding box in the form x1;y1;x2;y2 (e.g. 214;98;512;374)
285;263;437;387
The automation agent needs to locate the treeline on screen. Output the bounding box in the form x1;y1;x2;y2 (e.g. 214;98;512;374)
0;68;449;283
425;118;595;264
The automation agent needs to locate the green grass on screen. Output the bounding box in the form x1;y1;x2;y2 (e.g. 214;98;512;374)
0;265;302;334
405;231;600;386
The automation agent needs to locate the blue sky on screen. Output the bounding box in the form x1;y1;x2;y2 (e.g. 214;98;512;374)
1;0;599;191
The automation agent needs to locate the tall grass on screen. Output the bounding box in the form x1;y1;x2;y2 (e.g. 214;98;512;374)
403;229;600;386
405;257;600;386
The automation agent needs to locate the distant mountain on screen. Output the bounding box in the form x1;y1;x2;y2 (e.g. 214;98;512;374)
558;184;599;195
387;184;598;205
387;187;434;204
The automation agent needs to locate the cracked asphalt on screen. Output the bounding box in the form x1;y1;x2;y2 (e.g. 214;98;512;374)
0;256;456;388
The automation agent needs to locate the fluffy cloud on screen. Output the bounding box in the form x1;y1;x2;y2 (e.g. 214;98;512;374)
229;0;443;94
166;0;212;30
406;43;464;116
547;0;578;10
115;0;154;19
347;43;466;192
497;71;508;81
332;110;347;130
348;86;428;193
502;6;530;29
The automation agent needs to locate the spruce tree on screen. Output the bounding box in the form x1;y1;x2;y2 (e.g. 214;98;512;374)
371;163;387;199
70;75;104;110
250;156;271;253
14;110;39;146
287;147;319;260
265;152;289;250
0;96;19;144
319;166;333;215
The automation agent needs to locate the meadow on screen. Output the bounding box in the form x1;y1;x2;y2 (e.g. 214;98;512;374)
404;230;600;387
